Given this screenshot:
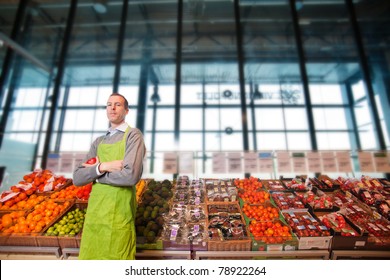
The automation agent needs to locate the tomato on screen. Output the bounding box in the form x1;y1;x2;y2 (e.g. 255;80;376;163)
85;157;97;164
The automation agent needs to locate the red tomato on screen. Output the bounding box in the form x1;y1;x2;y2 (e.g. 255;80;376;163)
85;157;97;164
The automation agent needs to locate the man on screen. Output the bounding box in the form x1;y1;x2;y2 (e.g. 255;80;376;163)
73;93;146;260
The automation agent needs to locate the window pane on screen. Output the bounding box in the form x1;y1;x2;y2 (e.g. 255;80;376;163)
314;109;348;129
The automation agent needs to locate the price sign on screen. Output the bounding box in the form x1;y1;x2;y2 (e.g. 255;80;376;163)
212;152;227;173
336;151;353;173
74;153;87;168
163;152;178;174
321;151;337;172
277;152;292;173
179;152;194;174
307;152;322;172
227;152;242;173
258;151;274;173
47;153;60;173
373;152;390;172
243;152;258;173
60;153;74;173
358;152;375;172
292;152;307;173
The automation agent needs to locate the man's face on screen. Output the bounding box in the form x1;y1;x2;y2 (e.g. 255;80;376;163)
106;95;128;126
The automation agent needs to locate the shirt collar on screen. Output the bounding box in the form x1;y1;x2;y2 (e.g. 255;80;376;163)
107;122;128;135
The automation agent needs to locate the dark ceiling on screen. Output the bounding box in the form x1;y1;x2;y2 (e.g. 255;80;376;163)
0;0;389;87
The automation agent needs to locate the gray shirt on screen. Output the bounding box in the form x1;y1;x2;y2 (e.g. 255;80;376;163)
72;125;146;187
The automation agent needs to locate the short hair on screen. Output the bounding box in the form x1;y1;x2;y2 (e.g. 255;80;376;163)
110;93;129;110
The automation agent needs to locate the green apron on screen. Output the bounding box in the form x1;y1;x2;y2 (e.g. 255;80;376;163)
79;127;137;260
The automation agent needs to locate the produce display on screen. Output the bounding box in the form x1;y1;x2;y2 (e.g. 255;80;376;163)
271;192;305;210
161;177;208;246
282;211;331;237
281;177;308;191
1;199;72;234
317;212;359;236
0;169;69;210
1;171;390;256
208;203;248;241
295;190;334;210
262;180;285;192
241;203;279;221
45;207;86;237
135;179;173;243
206;179;237;203
248;220;293;244
49;183;92;201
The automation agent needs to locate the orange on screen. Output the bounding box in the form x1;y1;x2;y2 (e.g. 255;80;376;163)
2;214;13;228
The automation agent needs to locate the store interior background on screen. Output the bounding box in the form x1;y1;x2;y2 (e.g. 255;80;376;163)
0;0;389;189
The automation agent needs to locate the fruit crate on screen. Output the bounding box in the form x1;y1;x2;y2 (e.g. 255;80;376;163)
161;221;208;251
35;179;73;197
0;233;39;247
314;211;369;250
249;219;299;252
316;175;340;192
261;179;286;192
136;238;163;250
36;202;86;249
281;209;333;250
206;202;251;251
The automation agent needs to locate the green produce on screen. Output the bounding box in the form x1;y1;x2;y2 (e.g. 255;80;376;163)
45;208;86;237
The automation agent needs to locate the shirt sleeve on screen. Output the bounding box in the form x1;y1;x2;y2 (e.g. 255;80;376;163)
72;136;104;186
97;128;146;187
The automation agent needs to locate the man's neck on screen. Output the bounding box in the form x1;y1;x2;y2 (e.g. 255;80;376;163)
110;121;126;129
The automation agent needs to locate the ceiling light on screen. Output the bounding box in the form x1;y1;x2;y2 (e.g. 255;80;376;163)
296;0;304;11
150;85;161;103
93;0;108;14
252;84;263;100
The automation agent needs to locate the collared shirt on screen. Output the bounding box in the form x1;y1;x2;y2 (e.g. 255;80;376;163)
73;123;146;187
96;122;129;176
107;122;128;137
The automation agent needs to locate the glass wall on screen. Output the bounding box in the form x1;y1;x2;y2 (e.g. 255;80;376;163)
241;0;309;153
355;0;390;149
0;0;389;180
0;1;68;185
180;0;241;175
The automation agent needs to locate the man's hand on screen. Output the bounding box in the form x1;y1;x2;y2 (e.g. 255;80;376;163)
99;160;124;173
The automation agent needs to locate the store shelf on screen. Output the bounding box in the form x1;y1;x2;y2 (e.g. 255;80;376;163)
331;250;390;260
195;250;330;260
62;248;192;260
0;246;61;258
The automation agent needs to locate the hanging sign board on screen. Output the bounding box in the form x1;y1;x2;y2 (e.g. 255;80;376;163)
47;153;60;173
258;151;274;173
321;151;337;172
277;151;292;173
60;153;74;173
307;152;322;173
212;152;227;174
74;153;87;169
243;152;258;173
292;152;307;173
358;151;375;173
163;152;178;174
373;152;390;172
228;152;242;173
179;152;194;174
336;151;353;173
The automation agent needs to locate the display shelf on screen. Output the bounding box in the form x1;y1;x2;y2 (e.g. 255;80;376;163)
330;250;390;260
0;246;61;258
195;250;330;260
62;248;192;260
